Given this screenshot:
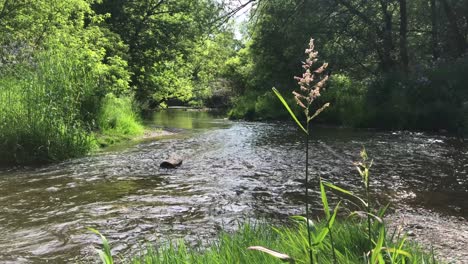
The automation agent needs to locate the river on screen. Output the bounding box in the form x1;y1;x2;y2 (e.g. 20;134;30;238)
0;109;467;263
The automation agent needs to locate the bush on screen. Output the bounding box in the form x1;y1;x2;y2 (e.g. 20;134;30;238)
365;56;468;133
228;92;257;120
229;91;301;121
319;74;368;127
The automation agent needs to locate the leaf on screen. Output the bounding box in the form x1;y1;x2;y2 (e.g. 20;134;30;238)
371;226;385;264
349;211;383;224
290;215;316;232
248;246;295;263
290;215;314;226
313;227;329;245
272;87;308;134
320;180;330;219
328;201;341;229
322;182;368;207
88;227;114;264
384;247;413;260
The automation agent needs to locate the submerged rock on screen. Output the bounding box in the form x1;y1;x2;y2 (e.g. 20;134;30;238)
160;157;183;169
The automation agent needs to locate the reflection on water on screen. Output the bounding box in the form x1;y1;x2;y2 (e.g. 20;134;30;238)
149;108;229;130
0;109;467;262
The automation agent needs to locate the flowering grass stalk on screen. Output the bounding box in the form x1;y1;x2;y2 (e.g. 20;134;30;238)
270;38;331;264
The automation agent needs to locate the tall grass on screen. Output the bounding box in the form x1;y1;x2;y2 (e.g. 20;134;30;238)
90;221;437;264
0;49;98;165
97;93;144;136
0;43;144;164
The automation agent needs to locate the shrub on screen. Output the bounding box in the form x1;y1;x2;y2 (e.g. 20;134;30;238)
365;55;468;133
228;92;257;120
319;74;368;127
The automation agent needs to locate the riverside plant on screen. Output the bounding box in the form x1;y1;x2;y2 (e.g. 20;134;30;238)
249;38;333;263
248;38;417;264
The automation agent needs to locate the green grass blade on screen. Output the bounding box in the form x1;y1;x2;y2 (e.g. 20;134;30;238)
349;211;383;224
88;227;114;264
290;215;315;229
322;182;368;207
371;226;385;264
320;180;330;219
272;87;307;134
385;248;412;260
328;201;341;229
314;229;329;245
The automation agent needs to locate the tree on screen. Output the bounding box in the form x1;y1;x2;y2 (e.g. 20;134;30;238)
93;0;225;107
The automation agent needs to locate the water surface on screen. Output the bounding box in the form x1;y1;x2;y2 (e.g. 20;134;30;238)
0;109;467;262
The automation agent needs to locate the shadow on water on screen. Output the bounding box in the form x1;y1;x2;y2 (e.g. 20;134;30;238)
0;109;467;262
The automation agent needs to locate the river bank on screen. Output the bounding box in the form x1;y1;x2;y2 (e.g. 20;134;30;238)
388;208;468;263
95;128;175;149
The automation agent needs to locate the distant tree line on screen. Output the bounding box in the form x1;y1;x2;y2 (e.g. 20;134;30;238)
229;0;468;133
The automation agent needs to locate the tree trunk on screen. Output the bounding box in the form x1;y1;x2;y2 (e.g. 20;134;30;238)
440;0;466;57
430;0;440;60
399;0;409;73
380;0;395;71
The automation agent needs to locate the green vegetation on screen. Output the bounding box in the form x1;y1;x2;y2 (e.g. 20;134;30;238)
96;94;144;147
92;221;436;264
228;0;468;135
0;0;237;165
1;0;466;163
0;48;98;165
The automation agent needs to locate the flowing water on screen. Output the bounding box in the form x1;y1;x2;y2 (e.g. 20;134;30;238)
0;109;467;263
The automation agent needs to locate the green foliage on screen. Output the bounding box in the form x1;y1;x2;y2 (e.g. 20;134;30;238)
319;74;367;127
97;94;144;136
229;91;300;121
272;88;307;134
92;0;229;108
222;46;255;95
0;48;98;165
91;221;436;264
229;0;468;133
228;92;258;120
88;228;114;264
0;0;137;164
150;55;195;104
190;30;240;107
366;56;468;133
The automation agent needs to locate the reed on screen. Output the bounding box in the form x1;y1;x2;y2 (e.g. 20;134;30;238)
0;49;97;165
0;47;143;164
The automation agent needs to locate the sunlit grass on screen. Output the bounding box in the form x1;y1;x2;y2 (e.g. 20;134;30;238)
91;221;437;264
0;50;143;164
97;93;144;137
0;53;96;165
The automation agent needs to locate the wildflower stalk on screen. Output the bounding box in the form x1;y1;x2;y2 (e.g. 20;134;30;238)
304;121;313;264
270;38;330;264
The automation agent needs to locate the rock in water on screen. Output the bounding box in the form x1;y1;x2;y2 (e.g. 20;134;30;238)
160;157;183;169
